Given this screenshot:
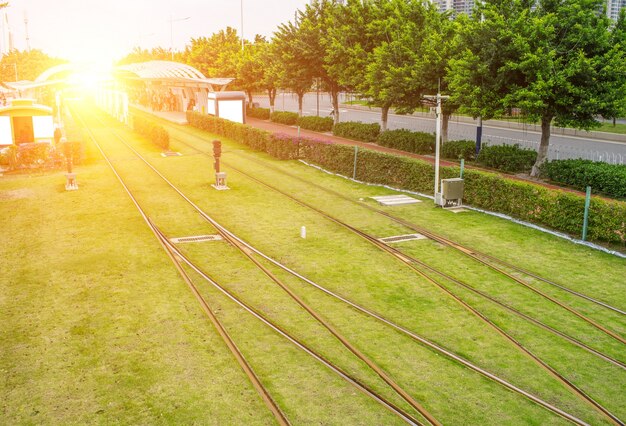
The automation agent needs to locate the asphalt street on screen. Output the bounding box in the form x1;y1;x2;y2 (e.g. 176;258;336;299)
254;93;626;164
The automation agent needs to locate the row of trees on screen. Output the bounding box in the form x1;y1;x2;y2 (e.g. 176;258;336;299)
119;0;624;176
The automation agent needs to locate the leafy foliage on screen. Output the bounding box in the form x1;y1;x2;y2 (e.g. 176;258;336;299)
246;107;271;120
476;144;537;173
270;111;299;125
183;27;240;79
542;159;626;199
132;115;170;150
449;0;625;175
442;140;476;160
377;129;434;154
333;121;380;142
296;116;334;132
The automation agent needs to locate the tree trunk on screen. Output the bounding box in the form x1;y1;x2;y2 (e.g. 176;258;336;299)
331;89;340;125
297;92;304;116
381;103;391;132
531;114;553;177
247;90;253;108
441;113;450;143
269;88;276;113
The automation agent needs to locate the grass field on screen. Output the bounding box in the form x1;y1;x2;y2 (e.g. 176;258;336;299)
1;102;624;424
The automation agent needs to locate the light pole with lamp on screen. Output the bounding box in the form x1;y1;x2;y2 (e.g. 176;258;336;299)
423;92;449;204
169;15;190;61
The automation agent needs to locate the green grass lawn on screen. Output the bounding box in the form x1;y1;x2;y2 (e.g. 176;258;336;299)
2;102;624;424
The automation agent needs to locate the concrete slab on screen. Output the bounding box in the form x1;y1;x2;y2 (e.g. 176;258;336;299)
371;194;421;206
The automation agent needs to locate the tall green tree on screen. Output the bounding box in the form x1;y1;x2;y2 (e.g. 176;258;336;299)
449;0;625;176
272;18;313;115
184;27;240;78
237;35;267;107
363;0;437;131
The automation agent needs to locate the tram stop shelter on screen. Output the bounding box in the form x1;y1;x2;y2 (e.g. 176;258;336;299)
115;61;246;124
0;99;54;146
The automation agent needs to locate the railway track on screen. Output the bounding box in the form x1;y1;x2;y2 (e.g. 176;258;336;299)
157;121;626;369
120;114;625;424
74;107;435;425
82;108;624;424
156;115;625;321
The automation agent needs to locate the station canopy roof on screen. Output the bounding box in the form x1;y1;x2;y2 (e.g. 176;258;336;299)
115;61;234;91
0;61;234;93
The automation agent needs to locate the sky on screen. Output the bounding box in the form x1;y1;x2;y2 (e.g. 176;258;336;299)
3;0;310;64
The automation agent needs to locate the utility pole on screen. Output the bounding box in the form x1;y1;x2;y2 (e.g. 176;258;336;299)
423;92;449;203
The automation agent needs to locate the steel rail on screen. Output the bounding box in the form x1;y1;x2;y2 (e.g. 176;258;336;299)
74;110;291;426
78;109;426;425
98;122;441;426
97;113;600;425
212;157;622;426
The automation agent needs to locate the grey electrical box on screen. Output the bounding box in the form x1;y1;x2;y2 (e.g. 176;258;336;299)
438;178;464;208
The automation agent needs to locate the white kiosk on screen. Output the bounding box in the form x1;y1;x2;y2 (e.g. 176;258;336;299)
206;91;246;124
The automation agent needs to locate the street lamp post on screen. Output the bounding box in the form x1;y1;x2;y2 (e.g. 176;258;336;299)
169;15;190;61
424;92;449;204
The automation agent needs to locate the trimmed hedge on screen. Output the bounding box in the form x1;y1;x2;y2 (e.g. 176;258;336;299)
541;159;626;199
377;129;435;154
297;116;334;132
442;140;476;160
270;111;299;125
246;107;271;120
333;121;380;142
133;115;170;150
476;144;537;173
186;111;626;245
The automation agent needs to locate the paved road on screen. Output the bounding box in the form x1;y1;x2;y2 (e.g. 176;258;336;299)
254;93;626;164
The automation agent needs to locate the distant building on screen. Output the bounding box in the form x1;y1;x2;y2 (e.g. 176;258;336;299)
431;0;475;16
431;0;623;20
606;0;626;21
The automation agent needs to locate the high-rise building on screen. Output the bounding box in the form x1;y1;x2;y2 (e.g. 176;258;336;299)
606;0;625;21
432;0;623;21
431;0;475;17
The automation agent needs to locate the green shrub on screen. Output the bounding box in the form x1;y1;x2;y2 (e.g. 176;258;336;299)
377;129;435;154
297;116;334;132
442;140;476;160
333;121;380;142
185;111;626;245
541;159;626;199
476;144;537;173
246;107;270;120
132;115;170;150
270;111;299;125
